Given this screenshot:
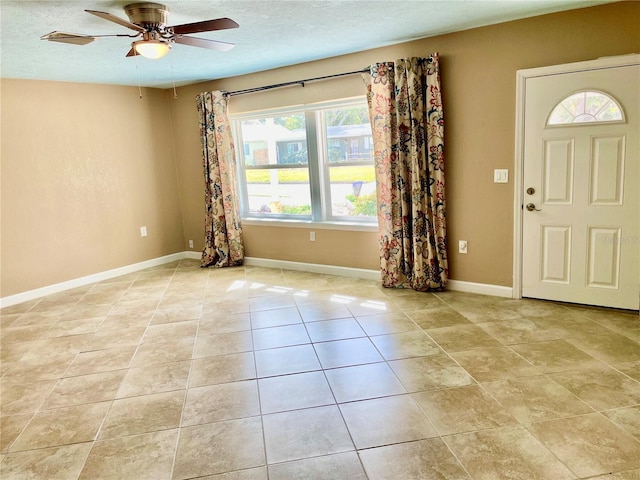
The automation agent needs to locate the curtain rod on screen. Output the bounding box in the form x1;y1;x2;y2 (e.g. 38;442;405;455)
223;67;370;97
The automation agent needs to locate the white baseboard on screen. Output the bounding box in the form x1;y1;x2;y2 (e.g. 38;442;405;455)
0;252;189;309
184;251;201;260
243;257;381;281
1;252;514;309
446;279;514;298
244;257;514;298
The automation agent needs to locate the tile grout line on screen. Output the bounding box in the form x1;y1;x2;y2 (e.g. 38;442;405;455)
78;264;180;480
249;268;271;479
299;303;369;479
168;260;210;480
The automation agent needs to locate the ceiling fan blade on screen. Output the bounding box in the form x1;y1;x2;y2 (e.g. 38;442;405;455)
173;36;235;52
126;47;140;57
85;9;145;33
170;18;238;35
41;31;96;46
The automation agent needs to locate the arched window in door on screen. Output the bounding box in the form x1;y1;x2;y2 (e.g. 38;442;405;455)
547;90;624;126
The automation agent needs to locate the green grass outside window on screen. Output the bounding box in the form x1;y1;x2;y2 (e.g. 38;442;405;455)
245;166;375;183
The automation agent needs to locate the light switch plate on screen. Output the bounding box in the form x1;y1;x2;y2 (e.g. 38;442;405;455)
493;169;509;183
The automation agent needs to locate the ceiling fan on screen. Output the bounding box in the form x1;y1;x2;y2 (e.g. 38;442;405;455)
41;2;239;59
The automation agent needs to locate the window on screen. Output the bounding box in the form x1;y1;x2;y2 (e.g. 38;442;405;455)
547;90;624;126
233;98;376;224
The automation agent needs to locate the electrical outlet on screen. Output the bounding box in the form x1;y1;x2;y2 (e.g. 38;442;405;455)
310;231;316;242
140;226;148;237
459;240;468;254
188;240;194;249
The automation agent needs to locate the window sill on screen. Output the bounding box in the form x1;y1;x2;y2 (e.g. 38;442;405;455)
241;217;378;232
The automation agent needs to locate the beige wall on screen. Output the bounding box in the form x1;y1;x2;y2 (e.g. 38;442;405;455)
170;1;640;286
1;80;184;297
2;2;638;298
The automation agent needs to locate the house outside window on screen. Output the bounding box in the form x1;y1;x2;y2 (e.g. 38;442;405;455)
232;98;376;224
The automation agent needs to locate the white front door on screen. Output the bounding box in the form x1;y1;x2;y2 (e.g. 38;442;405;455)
521;61;639;310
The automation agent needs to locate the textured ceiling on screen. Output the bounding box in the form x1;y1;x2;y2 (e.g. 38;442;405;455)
0;0;613;88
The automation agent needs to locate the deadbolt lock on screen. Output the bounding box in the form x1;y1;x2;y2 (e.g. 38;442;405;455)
526;187;535;195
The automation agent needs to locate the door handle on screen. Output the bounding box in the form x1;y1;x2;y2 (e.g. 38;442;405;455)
525;203;542;212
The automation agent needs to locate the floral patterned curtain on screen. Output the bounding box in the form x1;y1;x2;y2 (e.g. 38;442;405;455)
196;91;244;268
364;54;448;291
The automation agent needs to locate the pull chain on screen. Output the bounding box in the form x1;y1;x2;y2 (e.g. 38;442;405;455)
135;56;143;99
171;61;178;99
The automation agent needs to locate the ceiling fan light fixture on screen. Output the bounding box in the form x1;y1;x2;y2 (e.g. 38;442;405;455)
133;39;171;59
43;4;238;59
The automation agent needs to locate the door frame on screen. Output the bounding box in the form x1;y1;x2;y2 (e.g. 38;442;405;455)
512;54;640;301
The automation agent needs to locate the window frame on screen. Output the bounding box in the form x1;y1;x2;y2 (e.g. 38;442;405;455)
231;97;377;227
546;89;626;127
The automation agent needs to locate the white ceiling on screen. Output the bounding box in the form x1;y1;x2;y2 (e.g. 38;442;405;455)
0;0;613;89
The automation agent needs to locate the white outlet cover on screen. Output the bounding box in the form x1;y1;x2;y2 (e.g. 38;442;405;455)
140;226;148;237
493;169;509;183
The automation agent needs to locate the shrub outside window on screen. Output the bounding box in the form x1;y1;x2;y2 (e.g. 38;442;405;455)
233;98;377;224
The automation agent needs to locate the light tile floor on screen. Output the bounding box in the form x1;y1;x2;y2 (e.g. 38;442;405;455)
1;259;640;479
